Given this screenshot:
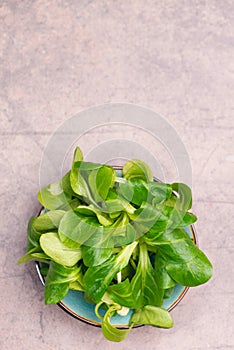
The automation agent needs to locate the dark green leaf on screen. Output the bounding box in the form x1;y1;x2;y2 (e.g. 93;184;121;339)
166;248;213;286
40;264;49;276
154;253;176;289
146;228;213;286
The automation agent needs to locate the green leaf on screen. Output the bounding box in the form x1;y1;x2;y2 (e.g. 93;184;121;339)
40;232;82;267
121;263;135;281
27;216;42;248
61;171;78;197
114;224;136;246
164;287;175;299
58;210;99;248
146;228;213;286
18;246;50;264
44;261;82;304
101;198;136;215
171;183;193;211
117;179;172;207
106;213;136;246
117;179;148;206
178;212;197;227
40;264;49;276
131;243;163;308
100;199;125;213
83;241;138;303
56;197;81;211
38;182;72;210
75;205;113;226
107;279;135;308
102;306;132;342
33;210;65;232
88;165;115;202
70;161;115;203
154;253;176;289
83;255;116;303
130;202;167;235
162;205;197;230
149;182;172;204
73;146;83;162
69;280;84;291
70;164;93;202
123;159;153;182
166;248;213;286
82;227;114;267
131;305;173;328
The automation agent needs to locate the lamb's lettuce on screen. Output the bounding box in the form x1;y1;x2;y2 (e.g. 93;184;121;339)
18;146;213;343
131;305;173;328
83;241;138;303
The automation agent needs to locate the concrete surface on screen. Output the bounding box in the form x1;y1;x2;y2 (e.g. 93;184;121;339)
1;1;234;349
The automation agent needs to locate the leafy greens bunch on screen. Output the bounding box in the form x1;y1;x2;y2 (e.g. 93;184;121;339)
19;147;212;342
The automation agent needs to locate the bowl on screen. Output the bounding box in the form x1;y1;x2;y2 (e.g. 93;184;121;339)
36;224;197;328
35;167;198;328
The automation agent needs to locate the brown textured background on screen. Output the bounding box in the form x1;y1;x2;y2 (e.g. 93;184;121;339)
1;1;234;349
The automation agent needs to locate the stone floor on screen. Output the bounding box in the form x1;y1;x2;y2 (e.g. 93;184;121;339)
1;1;234;349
